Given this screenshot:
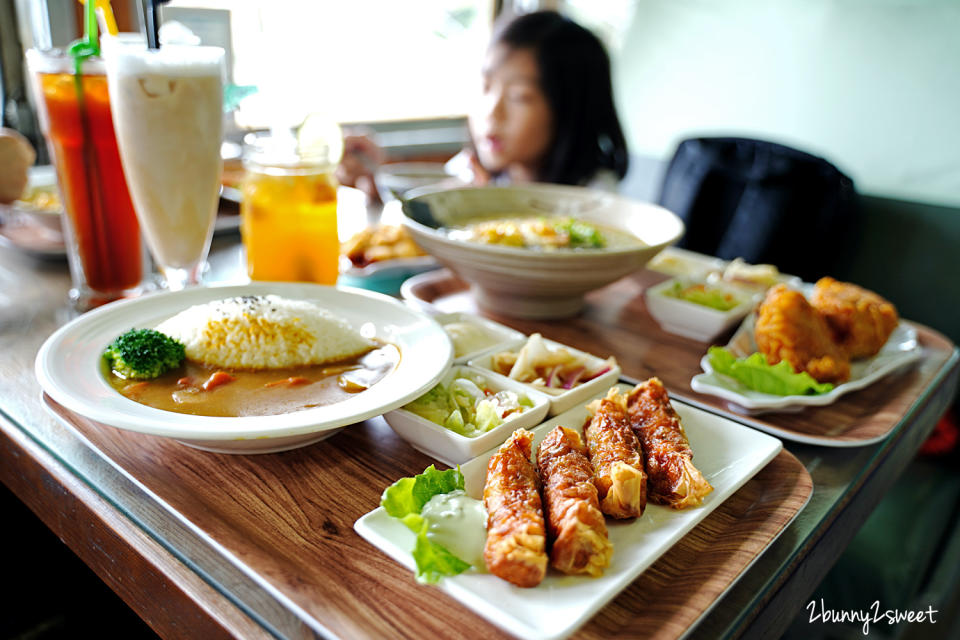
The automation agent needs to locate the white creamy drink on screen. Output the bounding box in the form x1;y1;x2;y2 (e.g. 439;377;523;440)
105;41;224;289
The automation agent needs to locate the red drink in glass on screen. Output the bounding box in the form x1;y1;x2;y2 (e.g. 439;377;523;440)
28;50;145;309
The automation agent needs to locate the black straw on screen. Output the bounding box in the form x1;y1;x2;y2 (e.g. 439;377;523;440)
141;0;170;49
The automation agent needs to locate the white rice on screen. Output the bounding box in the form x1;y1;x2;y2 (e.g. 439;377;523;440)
155;295;374;370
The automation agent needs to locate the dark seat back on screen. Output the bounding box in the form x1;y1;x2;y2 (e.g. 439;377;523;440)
657;137;859;282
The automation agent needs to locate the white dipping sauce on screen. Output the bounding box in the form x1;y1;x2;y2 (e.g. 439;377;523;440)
421;490;487;568
444;322;498;358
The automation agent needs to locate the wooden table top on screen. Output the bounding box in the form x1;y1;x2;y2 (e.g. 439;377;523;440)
0;236;956;640
43;394;813;640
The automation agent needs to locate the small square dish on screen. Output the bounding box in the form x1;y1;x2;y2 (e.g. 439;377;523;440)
648;250;802;294
646;246;727;279
435;313;526;364
644;277;758;342
383;365;550;465
468;334;620;416
708;257;803;292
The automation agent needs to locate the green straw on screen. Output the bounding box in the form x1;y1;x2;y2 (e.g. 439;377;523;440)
65;0;112;289
67;0;101;75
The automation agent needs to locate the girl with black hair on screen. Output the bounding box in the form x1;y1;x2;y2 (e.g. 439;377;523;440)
451;10;629;189
340;11;628;199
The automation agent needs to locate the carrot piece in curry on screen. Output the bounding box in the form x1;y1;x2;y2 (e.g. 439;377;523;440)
202;371;236;391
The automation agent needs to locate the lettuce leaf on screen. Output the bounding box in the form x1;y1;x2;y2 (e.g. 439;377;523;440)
404;385;451;426
411;519;471;583
380;465;471;583
474;399;503;433
444;408;468;436
707;346;834;396
381;465;464;519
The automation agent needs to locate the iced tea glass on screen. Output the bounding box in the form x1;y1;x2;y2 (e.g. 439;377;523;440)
26;49;147;310
240;132;340;284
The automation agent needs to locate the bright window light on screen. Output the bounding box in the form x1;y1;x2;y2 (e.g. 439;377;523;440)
165;0;494;128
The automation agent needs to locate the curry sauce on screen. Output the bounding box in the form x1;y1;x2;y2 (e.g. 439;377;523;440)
106;343;400;417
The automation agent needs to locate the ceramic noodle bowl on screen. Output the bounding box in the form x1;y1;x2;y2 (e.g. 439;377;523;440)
401;184;685;319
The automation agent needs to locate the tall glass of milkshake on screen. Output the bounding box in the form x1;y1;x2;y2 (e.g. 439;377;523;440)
103;39;224;290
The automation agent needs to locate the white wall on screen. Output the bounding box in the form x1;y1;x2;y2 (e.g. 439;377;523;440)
608;1;960;207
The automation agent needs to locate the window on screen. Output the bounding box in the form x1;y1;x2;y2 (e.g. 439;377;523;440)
164;1;495;129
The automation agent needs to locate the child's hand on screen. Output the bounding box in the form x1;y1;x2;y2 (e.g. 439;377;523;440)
465;149;491;186
336;131;384;203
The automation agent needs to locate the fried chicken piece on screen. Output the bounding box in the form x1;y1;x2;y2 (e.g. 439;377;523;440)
341;225;426;268
537;426;613;577
754;284;851;384
810;277;899;359
483;429;548;588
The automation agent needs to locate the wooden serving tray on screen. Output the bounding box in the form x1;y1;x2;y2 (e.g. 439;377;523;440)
45;396;811;640
403;269;955;446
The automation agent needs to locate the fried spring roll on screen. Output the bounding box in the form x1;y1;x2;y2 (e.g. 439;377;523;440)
537;426;613;577
626;378;713;509
483;428;548;587
584;390;647;519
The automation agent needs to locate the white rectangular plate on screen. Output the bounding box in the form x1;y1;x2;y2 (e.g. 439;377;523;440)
354;384;783;640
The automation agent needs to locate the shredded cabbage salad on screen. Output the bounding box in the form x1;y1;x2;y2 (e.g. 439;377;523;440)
664;281;744;311
404;372;534;437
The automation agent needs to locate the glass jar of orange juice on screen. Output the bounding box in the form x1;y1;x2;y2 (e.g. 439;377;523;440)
240;122;343;284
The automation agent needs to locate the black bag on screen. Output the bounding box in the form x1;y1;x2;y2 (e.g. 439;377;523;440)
657;137;858;282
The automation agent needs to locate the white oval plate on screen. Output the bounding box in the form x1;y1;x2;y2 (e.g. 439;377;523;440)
691;313;921;415
35;282;453;454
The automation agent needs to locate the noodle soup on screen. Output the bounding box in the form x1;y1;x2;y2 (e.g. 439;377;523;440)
447;216;645;251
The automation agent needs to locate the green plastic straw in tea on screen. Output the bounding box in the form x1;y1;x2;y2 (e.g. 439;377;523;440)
66;0;108;282
67;0;101;73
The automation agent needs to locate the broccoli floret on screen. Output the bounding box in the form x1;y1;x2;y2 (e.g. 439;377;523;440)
103;328;186;380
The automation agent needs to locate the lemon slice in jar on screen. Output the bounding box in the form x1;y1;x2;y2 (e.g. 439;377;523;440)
297;113;344;169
